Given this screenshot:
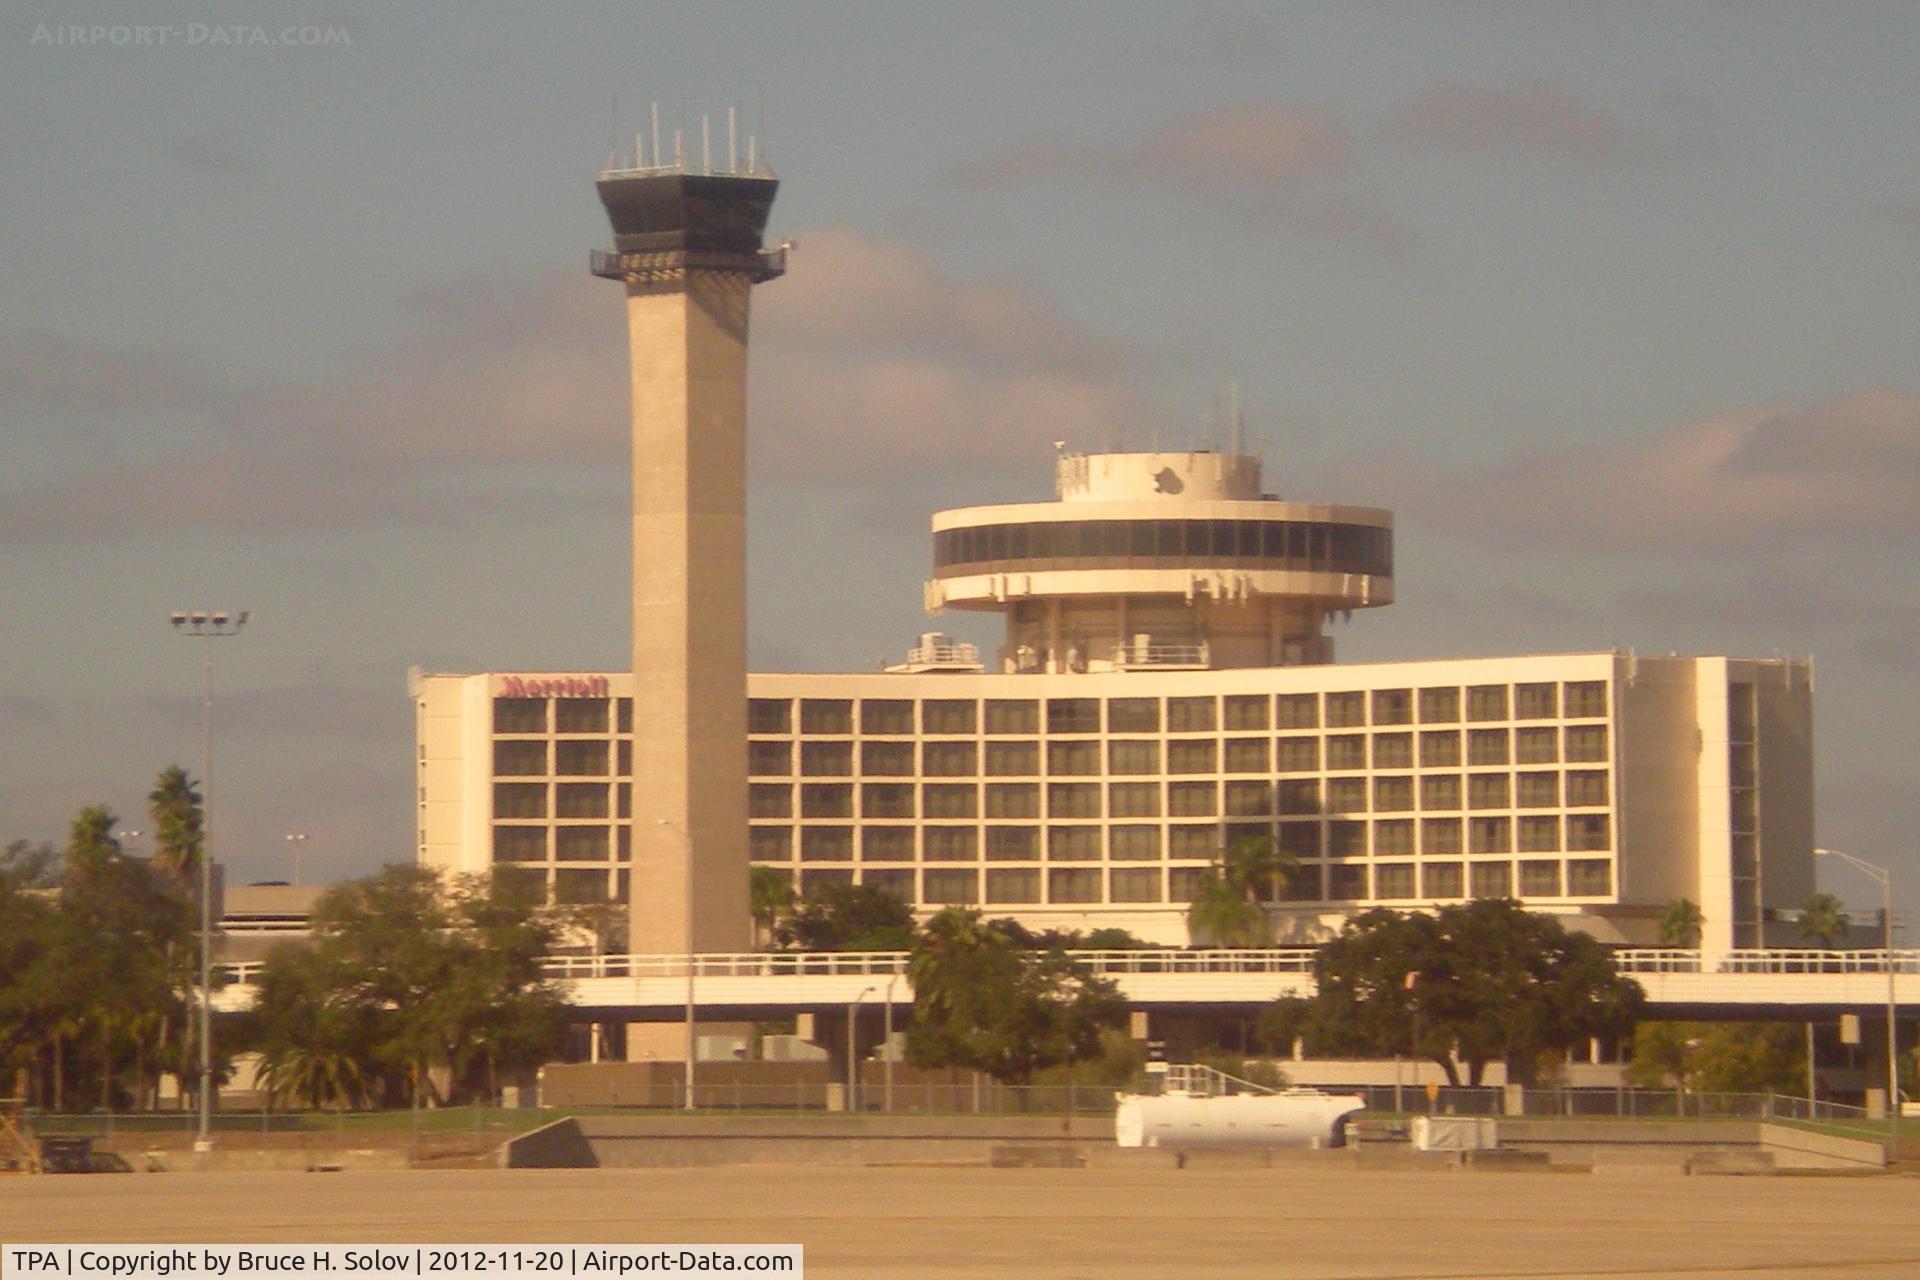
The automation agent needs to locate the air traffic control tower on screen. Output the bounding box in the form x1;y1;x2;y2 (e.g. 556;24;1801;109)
592;132;785;955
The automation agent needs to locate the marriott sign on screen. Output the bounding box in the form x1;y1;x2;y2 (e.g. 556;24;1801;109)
498;675;612;698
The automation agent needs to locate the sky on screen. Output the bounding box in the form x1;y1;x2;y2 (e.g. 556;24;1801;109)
3;2;1918;921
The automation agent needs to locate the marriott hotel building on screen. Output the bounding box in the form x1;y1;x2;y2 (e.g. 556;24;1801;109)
414;449;1814;956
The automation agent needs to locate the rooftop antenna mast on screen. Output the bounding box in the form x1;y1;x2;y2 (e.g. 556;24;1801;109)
728;106;737;173
1229;382;1242;457
651;101;661;171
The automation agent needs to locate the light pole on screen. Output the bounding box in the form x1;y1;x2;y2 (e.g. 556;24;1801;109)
284;832;308;886
1814;848;1899;1126
658;818;697;1110
119;829;144;857
883;970;900;1113
848;986;876;1113
170;608;248;1153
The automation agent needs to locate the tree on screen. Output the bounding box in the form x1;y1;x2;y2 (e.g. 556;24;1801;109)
146;766;204;886
1185;835;1296;946
1798;893;1850;947
776;881;915;951
905;908;1127;1084
1625;1021;1804;1095
1659;898;1703;948
0;842;63;1092
750;866;796;949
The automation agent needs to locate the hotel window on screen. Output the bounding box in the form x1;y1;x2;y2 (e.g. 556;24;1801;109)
985;699;1039;734
1466;685;1509;722
748;698;790;734
1110;826;1162;860
494;783;545;819
554;869;613;904
1326;735;1367;770
1167;696;1217;732
860;742;915;776
748;741;791;776
863;868;915;900
1372;733;1413;769
1167;868;1208;902
1049;783;1102;818
1468;773;1510;809
1276;693;1319;730
985;868;1040;903
924;869;979;905
1224;738;1270;773
555;698;609;734
1422;817;1463;854
617;784;631;819
800;827;853;861
1047;741;1100;776
555;741;608;777
1276;737;1319;772
749;827;792;860
494;826;546;861
923;742;978;776
1516;772;1559;808
1170;825;1220;859
617;741;632;776
1567;814;1612;851
1418;687;1460;724
1564;681;1608;718
1567;859;1612;895
800;699;853;735
493;697;546;734
1225;780;1274;816
1419;731;1462;768
1517;815;1561;852
1108;697;1160;733
985;826;1039;860
617;826;632;858
984;741;1039;776
800;869;854;894
1374;819;1415;856
1420;775;1462;811
985;783;1039;818
862;783;915;818
1515;727;1558;764
1469;817;1511;854
1564;725;1609;763
922;783;977;819
1514;683;1558;720
1422;862;1464;898
1328;864;1367;900
800;784;853;818
556;826;609;861
1109;740;1161;774
1278;778;1320;815
1048;868;1101;904
1326;777;1368;813
1470;861;1512;899
1224;694;1270;731
1376;863;1416;899
1328;821;1367;858
1278;822;1321;857
860;699;914;735
1372;688;1413;726
1047;698;1101;734
1565;770;1609;807
617;698;632;733
801;741;853;776
1325;691;1366;728
1047;827;1101;861
923;699;977;735
1110;868;1162;903
1169;782;1219;817
1520;860;1562;897
749;785;793;819
1281;863;1322;902
1373;776;1414;813
1467;729;1509;766
924;827;978;862
861;827;914;861
494;741;546;776
1109;782;1161;818
1168;739;1217;774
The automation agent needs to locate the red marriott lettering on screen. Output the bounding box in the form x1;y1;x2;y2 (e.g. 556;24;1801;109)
499;675;611;698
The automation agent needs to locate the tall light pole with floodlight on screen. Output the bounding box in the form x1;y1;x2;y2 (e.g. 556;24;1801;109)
848;986;876;1113
285;832;308;886
170;608;248;1152
1814;847;1899;1124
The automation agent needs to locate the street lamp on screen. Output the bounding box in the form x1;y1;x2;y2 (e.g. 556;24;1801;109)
119;829;144;857
284;832;308;886
848;986;877;1113
1814;848;1899;1124
658;818;697;1110
170;608;248;1153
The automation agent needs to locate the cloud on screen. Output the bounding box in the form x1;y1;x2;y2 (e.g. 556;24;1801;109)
1385;82;1650;163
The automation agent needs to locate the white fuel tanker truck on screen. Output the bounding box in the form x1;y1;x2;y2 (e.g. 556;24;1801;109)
1114;1083;1367;1149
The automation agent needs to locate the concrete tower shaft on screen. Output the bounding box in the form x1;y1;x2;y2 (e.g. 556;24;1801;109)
593;165;783;955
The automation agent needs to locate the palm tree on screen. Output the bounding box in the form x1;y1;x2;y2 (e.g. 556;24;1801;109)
1220;834;1296;905
1186;871;1267;947
147;766;203;886
1799;893;1851;948
749;866;796;949
1659;898;1704;948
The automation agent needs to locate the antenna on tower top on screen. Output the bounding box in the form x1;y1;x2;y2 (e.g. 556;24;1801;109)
650;102;661;172
1229;382;1242;457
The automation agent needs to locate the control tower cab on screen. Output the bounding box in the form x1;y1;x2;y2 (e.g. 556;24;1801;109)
925;451;1392;673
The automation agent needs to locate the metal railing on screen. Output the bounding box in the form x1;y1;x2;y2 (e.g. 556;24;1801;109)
1112;641;1210;669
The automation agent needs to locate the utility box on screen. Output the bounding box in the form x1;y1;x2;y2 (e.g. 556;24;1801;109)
1412;1116;1498;1152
